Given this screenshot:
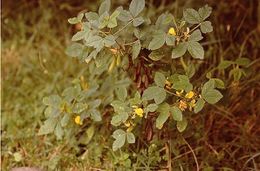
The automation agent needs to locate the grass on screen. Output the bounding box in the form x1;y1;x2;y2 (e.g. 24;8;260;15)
1;0;260;170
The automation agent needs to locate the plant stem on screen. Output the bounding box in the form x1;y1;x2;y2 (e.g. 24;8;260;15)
190;23;201;33
180;57;187;70
113;19;134;36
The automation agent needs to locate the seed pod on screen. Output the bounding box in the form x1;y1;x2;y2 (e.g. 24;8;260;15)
116;55;121;66
108;57;116;73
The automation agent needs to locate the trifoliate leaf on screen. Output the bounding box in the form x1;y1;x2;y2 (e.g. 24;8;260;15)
112;129;126;151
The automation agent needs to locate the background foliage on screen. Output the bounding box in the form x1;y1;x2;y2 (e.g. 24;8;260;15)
1;0;260;170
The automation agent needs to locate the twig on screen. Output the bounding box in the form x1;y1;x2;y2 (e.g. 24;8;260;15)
182;137;200;171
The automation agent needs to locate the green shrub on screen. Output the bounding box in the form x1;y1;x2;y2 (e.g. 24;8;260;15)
38;0;238;168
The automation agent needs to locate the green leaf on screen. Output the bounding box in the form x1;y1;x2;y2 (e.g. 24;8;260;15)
99;12;110;29
132;40;141;59
176;118;188;132
218;60;233;70
189;30;203;41
194;98;205;113
146;103;158;113
171;106;182;121
126;132;135;143
156;103;170;129
38;118;57;135
104;35;116;47
211;78;225;89
148;31;166;50
149;50;165;61
202;89;223;104
88;99;101;108
117;8;132;22
111;100;129;113
115;86;127;101
99;0;111;15
61;114;70;127
85;12;99;21
185;63;195;78
54;123;64;140
129;91;142;105
171;43;187;58
201;80;223;104
202;79;215;90
107;18;117;28
129;0;145;17
172;75;193;92
72;102;87;113
110;10;120;19
68;17;79;24
187;41;204;59
200;21;213;33
142;86;166;104
166;34;176;46
163;14;174;25
229;68;242;81
198;5;212;21
72;31;87;41
111;112;128;126
133;16;144;27
89;109;102;121
65;43;84;57
154;72;166;87
43;95;61;107
112;129;126;151
235;58;251;66
85;35;103;50
107;11;120;28
183;8;201;24
68;13;84;24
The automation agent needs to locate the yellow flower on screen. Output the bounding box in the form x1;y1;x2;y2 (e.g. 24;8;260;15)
110;48;118;54
168;27;176;36
124;121;131;127
176;90;184;96
190;99;196;107
189;99;196;111
134;108;144;117
74;115;83;125
127;126;134;132
185;91;195;99
165;80;172;90
179;100;187;111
